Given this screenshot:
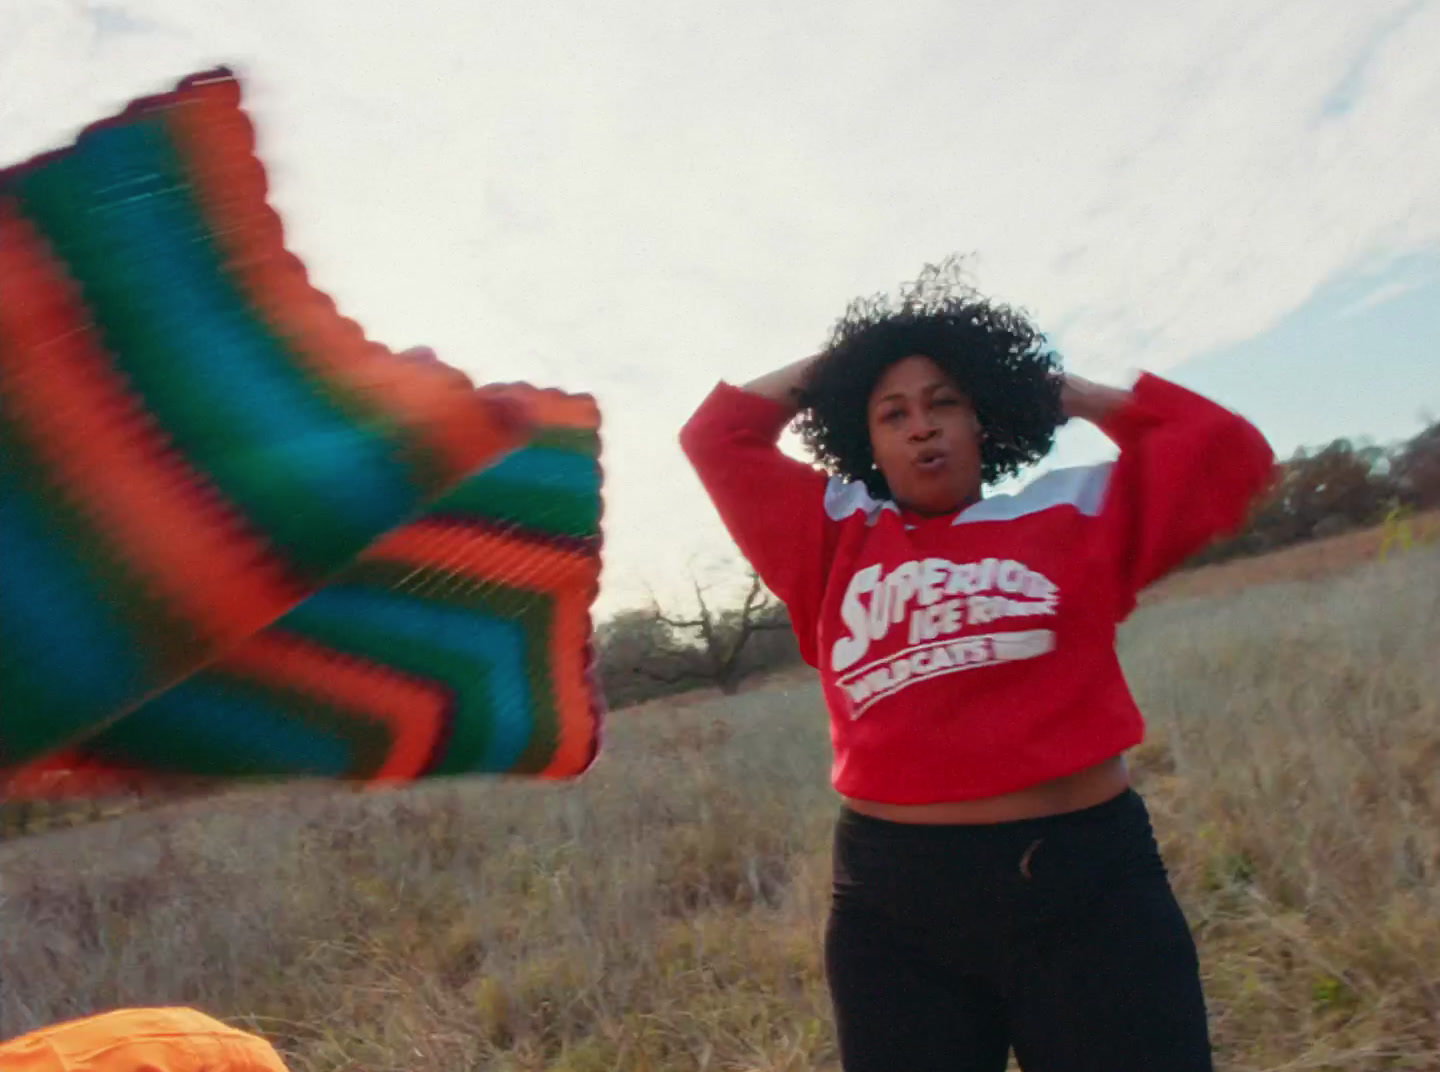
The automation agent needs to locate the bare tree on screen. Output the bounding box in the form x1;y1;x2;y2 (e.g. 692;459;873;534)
649;569;792;695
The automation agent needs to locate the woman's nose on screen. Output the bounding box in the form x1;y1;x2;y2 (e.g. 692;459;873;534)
908;416;939;440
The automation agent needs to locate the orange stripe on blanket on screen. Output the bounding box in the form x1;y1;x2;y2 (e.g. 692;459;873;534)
366;523;596;593
539;583;600;778
0;207;300;645
0;752;150;798
166;81;531;481
482;386;600;431
224;632;448;781
364;523;598;776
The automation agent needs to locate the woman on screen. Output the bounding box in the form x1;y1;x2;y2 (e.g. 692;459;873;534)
679;263;1274;1072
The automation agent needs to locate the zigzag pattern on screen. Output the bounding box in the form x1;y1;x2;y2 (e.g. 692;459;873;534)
0;71;604;793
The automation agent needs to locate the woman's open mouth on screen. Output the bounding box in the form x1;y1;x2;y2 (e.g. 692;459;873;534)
913;449;947;474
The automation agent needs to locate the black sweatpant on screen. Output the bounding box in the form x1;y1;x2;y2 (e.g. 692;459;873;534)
825;789;1212;1072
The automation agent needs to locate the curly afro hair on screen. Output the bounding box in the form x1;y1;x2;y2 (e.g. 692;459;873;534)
795;257;1065;499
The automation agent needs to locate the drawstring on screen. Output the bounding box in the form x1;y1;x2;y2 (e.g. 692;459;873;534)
1019;838;1044;880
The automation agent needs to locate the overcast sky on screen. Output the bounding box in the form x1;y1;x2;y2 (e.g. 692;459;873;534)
3;0;1437;615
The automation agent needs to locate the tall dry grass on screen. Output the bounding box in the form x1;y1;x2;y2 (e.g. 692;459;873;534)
2;550;1437;1071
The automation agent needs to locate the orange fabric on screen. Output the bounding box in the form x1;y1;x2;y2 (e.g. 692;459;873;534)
0;1009;289;1072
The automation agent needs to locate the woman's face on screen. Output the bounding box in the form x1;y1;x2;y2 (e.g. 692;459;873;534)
867;355;983;515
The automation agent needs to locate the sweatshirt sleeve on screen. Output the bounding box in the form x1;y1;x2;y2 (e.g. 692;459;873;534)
679;382;835;665
1092;373;1276;615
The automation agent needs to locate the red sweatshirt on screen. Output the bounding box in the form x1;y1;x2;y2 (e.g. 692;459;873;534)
679;373;1275;804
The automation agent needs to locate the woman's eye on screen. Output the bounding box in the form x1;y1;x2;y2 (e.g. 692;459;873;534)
881;409;904;423
933;397;958;408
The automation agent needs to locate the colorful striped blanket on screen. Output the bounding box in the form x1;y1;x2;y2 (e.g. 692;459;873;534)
0;69;604;795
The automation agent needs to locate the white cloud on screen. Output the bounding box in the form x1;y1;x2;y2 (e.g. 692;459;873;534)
1337;273;1431;318
3;0;1437;613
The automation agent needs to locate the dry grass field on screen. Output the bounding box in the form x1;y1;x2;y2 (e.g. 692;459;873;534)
2;544;1437;1071
1139;512;1439;605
